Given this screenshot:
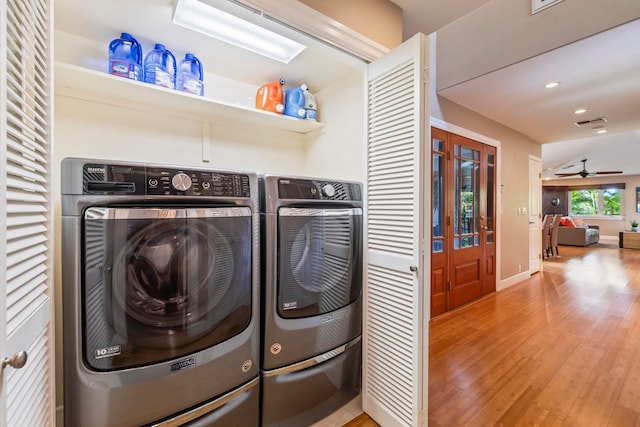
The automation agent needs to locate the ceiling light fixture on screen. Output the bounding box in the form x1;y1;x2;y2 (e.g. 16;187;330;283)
172;0;307;64
544;81;560;89
574;108;587;114
596;129;608;134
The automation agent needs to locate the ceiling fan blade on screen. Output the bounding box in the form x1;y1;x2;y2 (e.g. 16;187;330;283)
593;171;623;175
554;172;580;176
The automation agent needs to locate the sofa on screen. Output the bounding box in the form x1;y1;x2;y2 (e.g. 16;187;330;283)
557;224;600;247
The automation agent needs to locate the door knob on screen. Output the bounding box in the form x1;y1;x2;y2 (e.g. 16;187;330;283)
409;265;418;272
1;351;27;371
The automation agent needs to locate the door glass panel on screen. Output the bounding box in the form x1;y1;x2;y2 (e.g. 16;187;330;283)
454;145;480;248
487;164;495;232
461;147;474;160
277;208;363;318
433;153;444;239
454;158;460;233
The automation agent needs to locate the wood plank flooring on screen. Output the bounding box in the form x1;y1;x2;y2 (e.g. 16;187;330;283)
347;242;640;426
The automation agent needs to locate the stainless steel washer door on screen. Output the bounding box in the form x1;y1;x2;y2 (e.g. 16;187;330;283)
83;206;253;371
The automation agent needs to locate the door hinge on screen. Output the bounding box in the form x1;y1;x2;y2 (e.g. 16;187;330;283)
447;150;452;160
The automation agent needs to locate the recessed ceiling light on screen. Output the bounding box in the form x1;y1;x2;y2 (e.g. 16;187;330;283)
574;108;587;114
544;81;560;89
596;129;607;134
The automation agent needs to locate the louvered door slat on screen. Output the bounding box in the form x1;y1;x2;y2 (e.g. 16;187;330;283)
6;6;48;70
5;39;47;95
6;331;49;426
5;65;49;117
6;214;48;227
364;34;429;427
4;49;48;105
6;231;47;252
7;97;48;137
1;0;53;424
7;272;47;309
6;148;48;173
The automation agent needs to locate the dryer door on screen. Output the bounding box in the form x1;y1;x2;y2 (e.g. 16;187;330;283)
82;206;253;371
277;207;362;318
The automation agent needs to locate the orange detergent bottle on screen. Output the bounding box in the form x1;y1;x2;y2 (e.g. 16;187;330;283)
256;78;285;114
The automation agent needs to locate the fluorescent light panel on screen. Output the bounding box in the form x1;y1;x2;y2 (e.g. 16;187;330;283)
173;0;306;64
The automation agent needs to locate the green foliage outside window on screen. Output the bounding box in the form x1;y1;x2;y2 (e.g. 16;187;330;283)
570;188;620;216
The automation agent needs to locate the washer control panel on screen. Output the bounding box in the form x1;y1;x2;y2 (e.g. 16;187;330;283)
83;163;251;197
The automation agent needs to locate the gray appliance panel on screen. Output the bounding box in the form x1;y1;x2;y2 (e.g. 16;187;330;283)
152;377;260;427
62;158;261;427
261;337;362;427
261;208;362;370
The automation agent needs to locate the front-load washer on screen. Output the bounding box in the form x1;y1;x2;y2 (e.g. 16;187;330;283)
260;175;363;427
61;158;260;427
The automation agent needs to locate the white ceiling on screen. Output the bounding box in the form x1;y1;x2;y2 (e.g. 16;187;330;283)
392;1;640;180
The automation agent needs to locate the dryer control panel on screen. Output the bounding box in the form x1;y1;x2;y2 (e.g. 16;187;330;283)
277;178;362;201
83;163;251;197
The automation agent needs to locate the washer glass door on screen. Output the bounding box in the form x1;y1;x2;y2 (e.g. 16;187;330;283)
277;207;362;318
83;206;253;371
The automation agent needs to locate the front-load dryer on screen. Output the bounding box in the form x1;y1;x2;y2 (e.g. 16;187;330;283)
260;175;363;427
61;158;260;427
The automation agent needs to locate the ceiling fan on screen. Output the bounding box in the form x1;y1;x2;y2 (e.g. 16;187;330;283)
554;158;622;178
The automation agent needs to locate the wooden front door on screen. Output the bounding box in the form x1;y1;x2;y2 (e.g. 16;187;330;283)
431;127;496;317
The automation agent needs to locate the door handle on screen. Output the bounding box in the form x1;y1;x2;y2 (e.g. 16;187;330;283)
409;265;418;273
1;351;27;371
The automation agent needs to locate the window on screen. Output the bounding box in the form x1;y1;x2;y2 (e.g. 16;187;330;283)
570;187;621;216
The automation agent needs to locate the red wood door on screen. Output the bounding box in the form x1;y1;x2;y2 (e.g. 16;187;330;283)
430;128;496;317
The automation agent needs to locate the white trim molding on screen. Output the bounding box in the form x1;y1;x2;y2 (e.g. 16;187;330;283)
234;0;390;62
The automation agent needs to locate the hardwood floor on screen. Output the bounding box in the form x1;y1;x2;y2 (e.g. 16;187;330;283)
430;243;640;426
348;242;640;426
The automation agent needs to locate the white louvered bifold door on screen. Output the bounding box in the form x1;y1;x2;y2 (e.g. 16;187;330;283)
363;33;430;427
0;0;54;426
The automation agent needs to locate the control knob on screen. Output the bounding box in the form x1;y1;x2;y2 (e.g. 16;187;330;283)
321;183;336;198
171;173;192;192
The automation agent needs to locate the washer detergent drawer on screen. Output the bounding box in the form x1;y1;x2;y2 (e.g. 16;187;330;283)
261;337;361;427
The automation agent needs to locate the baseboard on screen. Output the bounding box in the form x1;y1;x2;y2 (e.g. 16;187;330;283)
600;234;618;242
498;270;530;292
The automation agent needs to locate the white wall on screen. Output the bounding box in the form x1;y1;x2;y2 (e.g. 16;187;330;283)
435;0;640;91
303;71;366;182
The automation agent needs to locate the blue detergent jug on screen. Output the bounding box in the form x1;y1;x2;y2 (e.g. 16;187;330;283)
283;84;307;119
303;86;317;121
143;44;176;89
108;32;143;81
176;53;204;96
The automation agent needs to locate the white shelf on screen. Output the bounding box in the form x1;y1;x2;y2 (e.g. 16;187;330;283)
54;62;325;135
